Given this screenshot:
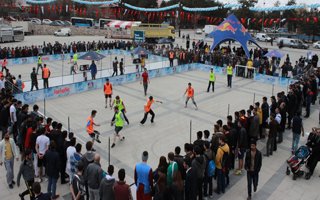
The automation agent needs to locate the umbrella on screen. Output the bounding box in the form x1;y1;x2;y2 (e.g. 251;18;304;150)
79;51;106;61
132;46;151;55
264;50;284;58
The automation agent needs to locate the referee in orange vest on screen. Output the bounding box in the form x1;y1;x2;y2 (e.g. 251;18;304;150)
169;50;175;67
140;96;162;124
42;64;51;89
184;82;198;110
103;78;113;108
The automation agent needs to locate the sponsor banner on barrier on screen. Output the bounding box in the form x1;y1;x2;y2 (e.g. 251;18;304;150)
15;63;295;104
254;73;295;86
7;50;165;66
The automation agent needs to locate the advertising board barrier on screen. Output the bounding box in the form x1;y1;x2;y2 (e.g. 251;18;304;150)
15;63;296;104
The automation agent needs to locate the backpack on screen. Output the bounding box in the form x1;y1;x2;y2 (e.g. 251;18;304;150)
220;148;229;173
207;160;216;177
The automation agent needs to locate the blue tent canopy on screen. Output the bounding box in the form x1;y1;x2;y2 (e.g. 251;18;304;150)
79;51;106;61
264;50;284;58
132;46;151;55
209;14;261;58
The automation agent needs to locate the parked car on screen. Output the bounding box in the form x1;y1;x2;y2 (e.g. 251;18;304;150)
313;41;320;49
157;38;172;44
256;33;272;42
54;28;71;36
276;37;309;49
31;18;41;25
195;28;202;34
55;20;65;26
63;21;72;26
50;21;62;26
42;19;52;25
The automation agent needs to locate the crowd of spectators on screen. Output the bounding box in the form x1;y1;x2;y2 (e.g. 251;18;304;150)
0;48;319;200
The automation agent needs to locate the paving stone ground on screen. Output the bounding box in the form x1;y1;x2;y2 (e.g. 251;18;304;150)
0;70;319;200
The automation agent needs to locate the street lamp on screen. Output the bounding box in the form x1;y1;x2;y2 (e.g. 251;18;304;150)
261;1;265;31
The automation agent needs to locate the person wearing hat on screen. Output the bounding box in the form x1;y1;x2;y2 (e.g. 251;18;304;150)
245;139;262;200
17;149;35;200
30;67;38;91
134;151;153;200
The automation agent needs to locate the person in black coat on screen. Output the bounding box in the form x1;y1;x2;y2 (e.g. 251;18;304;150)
245;139;262;200
184;158;197;200
44;141;60;200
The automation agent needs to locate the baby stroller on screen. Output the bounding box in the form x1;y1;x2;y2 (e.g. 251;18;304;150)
286;145;311;180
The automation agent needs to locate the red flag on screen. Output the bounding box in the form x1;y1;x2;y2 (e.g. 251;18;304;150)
314;17;318;23
258;19;262;23
269;19;274;25
306;17;310;23
241;18;246;24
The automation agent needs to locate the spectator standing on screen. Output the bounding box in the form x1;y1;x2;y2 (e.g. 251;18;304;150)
134;151;153;200
30;68;39;91
0;132;18;189
44;141;60;200
35;128;50;182
99;165;115;200
215;135;229;194
184;158;197;200
42;64;51;89
166;152;178;186
85;154;103;200
114;168;133;200
70;161;86;200
235;121;247;175
9;99;18;142
192;146;206;199
17;149;35;200
119;58;124;75
265;114;277;157
203;141;214;198
261;97;269;137
112;57;118;77
66;138;77;183
89;61;97;80
245;139;262;200
141;68;149;96
291;113;304;152
2;57;8;75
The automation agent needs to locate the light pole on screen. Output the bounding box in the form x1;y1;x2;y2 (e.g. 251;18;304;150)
261;1;265;31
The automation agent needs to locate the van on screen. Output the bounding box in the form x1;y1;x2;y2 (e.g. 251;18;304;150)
276;37;308;49
54;28;71;36
256;33;272;42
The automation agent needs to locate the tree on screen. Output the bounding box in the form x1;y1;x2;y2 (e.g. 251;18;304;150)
283;0;298;32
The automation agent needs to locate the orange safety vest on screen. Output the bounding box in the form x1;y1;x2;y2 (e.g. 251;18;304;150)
144;99;155;112
42;68;50;78
186;87;194;97
169;52;174;59
86;116;94;134
2;59;7;67
104;83;112;95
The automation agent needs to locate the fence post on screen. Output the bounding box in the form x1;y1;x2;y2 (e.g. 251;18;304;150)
189;120;192;143
43;98;46;117
62;54;64;85
108;137;111;166
227;104;230;116
272;84;274;96
253;93;256;105
68;116;70;133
